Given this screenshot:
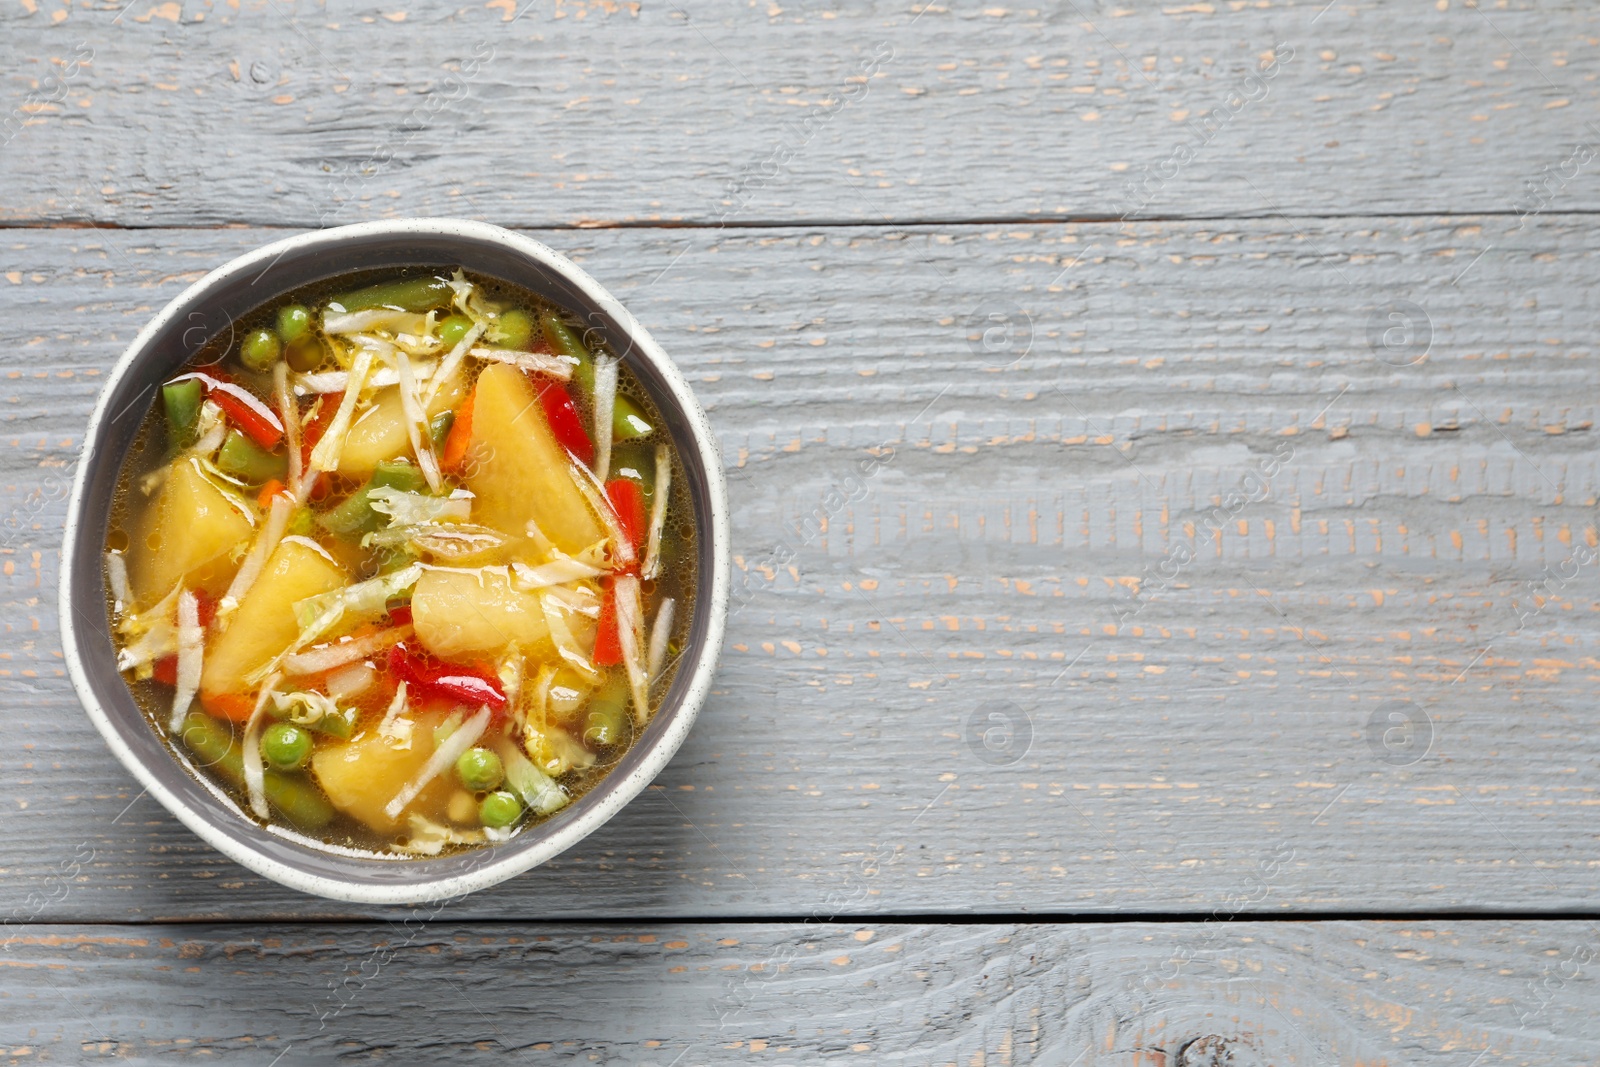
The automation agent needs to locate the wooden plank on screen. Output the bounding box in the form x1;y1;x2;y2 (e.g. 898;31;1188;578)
2;920;1596;1064
1;219;1597;920
2;1;1599;227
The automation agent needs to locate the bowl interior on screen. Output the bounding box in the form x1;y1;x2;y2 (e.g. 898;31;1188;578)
63;224;723;900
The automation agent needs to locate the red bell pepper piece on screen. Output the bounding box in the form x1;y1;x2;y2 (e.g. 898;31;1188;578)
386;643;506;710
209;381;284;451
152;655;178;685
536;382;594;466
605;478;648;557
592;581;622;666
193;589;216;628
169;370;286;451
387;603;413;628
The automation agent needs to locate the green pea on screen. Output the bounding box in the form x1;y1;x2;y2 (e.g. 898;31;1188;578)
262;722;313;771
239;328;282;373
286;508;315;538
438;314;474;348
455;747;504;792
493;309;534;350
178;712;334;830
276;304;312;343
479;790;523;828
285;336;324;373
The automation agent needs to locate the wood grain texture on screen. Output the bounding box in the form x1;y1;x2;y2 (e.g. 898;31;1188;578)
2;920;1597;1065
0;219;1594;920
2;1;1599;227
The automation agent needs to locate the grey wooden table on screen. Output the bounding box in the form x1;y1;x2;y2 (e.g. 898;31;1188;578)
2;1;1599;1063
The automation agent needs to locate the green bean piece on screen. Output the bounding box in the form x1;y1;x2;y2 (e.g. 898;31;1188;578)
609;443;656;496
611;395;654;441
581;673;631;749
216;430;288;485
329;275;453;314
284;336;324;373
162;379;203;450
438;313;474;348
177;711;335;830
540;312;595;396
276;304;313;343
317;460;428;538
479;790;523;828
456;747;504;792
371;459;429;492
429;410;455;451
239;328;282;373
262;722;312;770
493;309;534;350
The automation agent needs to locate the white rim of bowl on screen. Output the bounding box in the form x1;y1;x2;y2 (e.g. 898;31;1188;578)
59;218;729;904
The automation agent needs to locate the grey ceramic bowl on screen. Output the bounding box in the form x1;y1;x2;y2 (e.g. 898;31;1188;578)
60;219;728;903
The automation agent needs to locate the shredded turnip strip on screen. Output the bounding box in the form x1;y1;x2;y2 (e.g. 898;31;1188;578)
242;675;281;821
539;593;600;682
284;625;412;676
384;706;490;821
324;308;428;335
273;362;303;499
219;492;293;619
166;590;204;733
647;597;676;683
394;349;442;493
379;680;409;737
424;322;485;407
191;400;227;458
592;355;617;482
568;459;635;567
642;444;671;581
106;551;131;610
467;347;573;380
308;346;373;474
613;574;650;724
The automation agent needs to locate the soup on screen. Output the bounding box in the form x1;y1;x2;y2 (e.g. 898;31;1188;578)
105;268;694;856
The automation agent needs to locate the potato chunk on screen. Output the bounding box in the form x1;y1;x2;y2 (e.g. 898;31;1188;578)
337;377;465;478
200;537;347;702
131;457;255;602
464;363;603;554
411;566;549;661
311;724;452;833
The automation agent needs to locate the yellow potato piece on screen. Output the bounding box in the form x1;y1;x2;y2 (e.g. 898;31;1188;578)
336;378;465;479
131;457;255;603
412;566;550;661
311;724;453;833
464;363;604;554
200;537;347;698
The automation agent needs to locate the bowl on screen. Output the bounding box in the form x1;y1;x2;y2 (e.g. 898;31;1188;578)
59;219;729;904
